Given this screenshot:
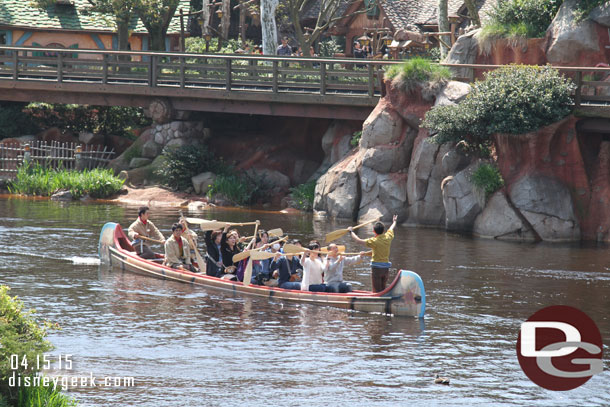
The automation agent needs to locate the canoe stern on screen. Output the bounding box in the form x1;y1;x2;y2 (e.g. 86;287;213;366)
98;222;119;263
387;270;426;318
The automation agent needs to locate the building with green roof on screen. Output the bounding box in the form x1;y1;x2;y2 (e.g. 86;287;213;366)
0;0;191;54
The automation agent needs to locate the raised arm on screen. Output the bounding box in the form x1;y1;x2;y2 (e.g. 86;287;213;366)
388;215;398;233
347;226;368;246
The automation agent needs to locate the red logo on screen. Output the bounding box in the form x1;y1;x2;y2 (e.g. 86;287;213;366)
516;305;603;391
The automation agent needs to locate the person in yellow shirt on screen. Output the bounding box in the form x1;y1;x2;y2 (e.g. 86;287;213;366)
348;215;398;292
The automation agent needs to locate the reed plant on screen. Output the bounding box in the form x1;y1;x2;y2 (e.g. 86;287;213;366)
9;164;124;199
16;380;77;407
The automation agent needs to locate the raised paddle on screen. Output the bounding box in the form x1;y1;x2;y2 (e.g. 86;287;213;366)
267;228;283;237
242;220;260;286
320;245;346;253
233;235;288;263
184;218;258;231
324;217;381;243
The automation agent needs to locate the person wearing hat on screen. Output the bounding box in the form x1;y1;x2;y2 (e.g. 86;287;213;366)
277;36;292;56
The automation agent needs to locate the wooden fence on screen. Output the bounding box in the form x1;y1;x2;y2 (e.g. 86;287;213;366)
0;141;115;178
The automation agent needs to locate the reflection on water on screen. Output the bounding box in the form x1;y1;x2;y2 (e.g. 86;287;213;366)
0;197;608;406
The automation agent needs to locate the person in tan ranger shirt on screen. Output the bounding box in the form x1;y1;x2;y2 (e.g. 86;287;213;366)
348;215;398;293
164;223;198;272
128;206;165;259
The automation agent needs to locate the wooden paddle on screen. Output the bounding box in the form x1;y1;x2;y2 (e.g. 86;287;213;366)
138;235;164;245
267;228;283;237
233;235;288;263
324;217;381;243
320;245;346;253
242;220;260;286
185;218;258;231
180;210;206;273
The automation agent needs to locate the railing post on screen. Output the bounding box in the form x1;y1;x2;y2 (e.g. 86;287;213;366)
102;54;108;84
225;59;232;91
320;62;326;95
12;51;18;80
57;53;63;83
180;56;185;88
272;60;279;93
575;71;582;108
150;55;158;87
367;63;374;97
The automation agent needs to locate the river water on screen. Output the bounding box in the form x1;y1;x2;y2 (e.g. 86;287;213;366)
0;197;608;406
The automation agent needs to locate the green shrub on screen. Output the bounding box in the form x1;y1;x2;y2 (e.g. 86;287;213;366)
155;144;230;191
289;179;317;211
471;163;504;198
384;57;451;93
423;65;574;147
207;173;260;205
185;37;255;55
478;0;562;41
0;103;41;140
0;285;53;403
24;103;149;139
9;164;125;199
16;379;78;407
350;130;362;147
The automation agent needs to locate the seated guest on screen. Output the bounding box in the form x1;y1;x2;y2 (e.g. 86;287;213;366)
164;223;197;272
128;206;165;259
325;243;364;293
270;252;301;290
179;218;198;257
220;226;241;278
300;240;328;292
204;229;224;277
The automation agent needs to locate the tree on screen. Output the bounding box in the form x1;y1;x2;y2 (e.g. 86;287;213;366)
286;0;374;57
135;0;181;51
438;0;450;59
261;0;279;55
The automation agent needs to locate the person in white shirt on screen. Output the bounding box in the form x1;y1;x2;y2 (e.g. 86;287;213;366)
325;244;365;293
300;240;328;292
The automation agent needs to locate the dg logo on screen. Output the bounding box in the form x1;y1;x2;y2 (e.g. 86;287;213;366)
517;305;603;391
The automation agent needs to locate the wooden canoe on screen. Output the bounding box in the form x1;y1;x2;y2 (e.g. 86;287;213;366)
98;222;426;317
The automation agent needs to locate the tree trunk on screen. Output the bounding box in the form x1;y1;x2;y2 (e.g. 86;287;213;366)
260;0;279;55
437;0;450;60
150;29;165;51
201;0;211;38
239;2;247;44
116;18;131;74
463;0;481;28
221;0;231;40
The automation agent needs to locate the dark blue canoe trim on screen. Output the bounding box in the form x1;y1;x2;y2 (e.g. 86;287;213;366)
268;290;274;298
191;277;195;283
349;297;356;310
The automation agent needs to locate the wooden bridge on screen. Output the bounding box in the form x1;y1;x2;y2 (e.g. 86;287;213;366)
0;46;398;121
1;46;610;122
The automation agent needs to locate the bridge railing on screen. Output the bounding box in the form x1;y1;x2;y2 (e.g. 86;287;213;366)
0;46;401;98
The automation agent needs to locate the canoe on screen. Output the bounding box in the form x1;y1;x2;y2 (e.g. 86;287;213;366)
98;222;426;317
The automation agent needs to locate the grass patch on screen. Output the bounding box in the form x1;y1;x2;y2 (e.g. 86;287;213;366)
207;173;260;206
9;164;125;199
384;57;451;94
471;163;504;198
16;379;78;407
289;179;317;211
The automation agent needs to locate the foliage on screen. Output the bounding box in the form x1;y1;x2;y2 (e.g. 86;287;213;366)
350;130;362;147
478;0;562;41
0;285;54;403
318;37;344;57
154;144;230;191
135;0;180;51
0;103;40;140
16;380;78;407
24;103;149;138
384;57;451;93
423;65;574;147
9;164;125;199
185;37;256;54
289;179;317;211
207;173;261;206
471;163;504;198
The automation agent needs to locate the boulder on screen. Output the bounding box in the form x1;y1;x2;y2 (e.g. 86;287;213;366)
320;120;354;164
245;168;291;190
441;161;485;232
546;0;600;64
473;192;538;241
39;127;77;144
590;2;610;27
314;150;360;219
187;200;209;211
78;131;103;145
360;104;404;148
120;155;166;186
129;157;152;169
292;159;320;184
445;29;480;80
434;81;472;107
191;171;216;195
441;148;472;177
509;175;580;242
51;190;73;201
141;140;161;159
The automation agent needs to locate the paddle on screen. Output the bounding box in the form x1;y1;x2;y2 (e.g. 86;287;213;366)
233;235;288;263
242;220;260;286
138;235;164;245
324;217;381;243
267;228;283;237
185;218;258;231
284;244;373;257
320;245;346;253
180;210;205;273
